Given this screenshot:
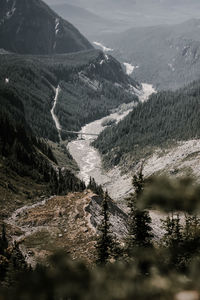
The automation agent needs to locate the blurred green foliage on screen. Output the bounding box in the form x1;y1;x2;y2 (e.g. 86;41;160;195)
140;176;200;213
1;175;200;299
1;249;198;300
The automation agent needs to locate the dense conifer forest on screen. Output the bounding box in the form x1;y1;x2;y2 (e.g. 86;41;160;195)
93;80;200;168
0;48;138;218
0;50;138;142
0;83;85;216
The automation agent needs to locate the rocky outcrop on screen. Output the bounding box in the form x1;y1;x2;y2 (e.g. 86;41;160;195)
86;195;128;237
82;51;140;88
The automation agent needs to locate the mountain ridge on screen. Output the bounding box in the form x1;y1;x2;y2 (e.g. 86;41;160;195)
0;0;93;54
99;18;200;90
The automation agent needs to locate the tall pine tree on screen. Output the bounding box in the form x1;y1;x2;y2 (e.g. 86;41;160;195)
126;168;153;254
4;242;29;287
0;224;8;255
95;192;116;265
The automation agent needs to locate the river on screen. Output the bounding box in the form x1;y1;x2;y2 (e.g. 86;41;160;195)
68;83;156;203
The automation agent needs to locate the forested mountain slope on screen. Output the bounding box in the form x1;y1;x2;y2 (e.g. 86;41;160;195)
93;80;200;175
0;50;140;142
0;48;140;216
0;0;93;54
0;85;85;218
99;19;200;90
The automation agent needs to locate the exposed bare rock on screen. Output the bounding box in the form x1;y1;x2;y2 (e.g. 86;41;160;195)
86;195;127;237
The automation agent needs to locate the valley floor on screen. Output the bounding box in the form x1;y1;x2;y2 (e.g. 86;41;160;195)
4;80;200;266
68;83;156;202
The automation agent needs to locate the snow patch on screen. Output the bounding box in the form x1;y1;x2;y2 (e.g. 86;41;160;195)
5;78;9;84
99;54;109;65
53;18;61;49
140;83;157;102
5;0;16;19
6;7;16;19
123;62;139;75
0;49;9;54
128;83;156;103
6;5;16;19
93;41;113;52
55;18;60;35
168;63;175;72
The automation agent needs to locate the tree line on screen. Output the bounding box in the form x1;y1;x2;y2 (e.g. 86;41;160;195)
93;79;200;168
0;51;138;143
0;86;85;198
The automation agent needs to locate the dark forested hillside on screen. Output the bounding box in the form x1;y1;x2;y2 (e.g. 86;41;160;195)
0;50;139;142
0;54;58;141
0;0;93;55
0;85;85;217
93;80;200;169
0;84;57;167
0;48;139;214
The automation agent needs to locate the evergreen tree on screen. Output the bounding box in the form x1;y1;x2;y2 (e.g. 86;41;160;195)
87;177;104;197
161;213;184;271
126;169;153;254
181;214;200;271
4;242;29;287
162;214;183;247
0;225;9;284
162;214;176;247
95;192;116;265
0;224;8;256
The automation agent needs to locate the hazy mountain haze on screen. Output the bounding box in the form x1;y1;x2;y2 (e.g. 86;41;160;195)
44;0;200;37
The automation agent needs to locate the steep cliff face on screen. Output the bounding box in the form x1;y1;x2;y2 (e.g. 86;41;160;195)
82;51;139;86
0;0;93;54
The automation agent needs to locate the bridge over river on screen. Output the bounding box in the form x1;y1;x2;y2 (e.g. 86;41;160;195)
62;130;98;139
